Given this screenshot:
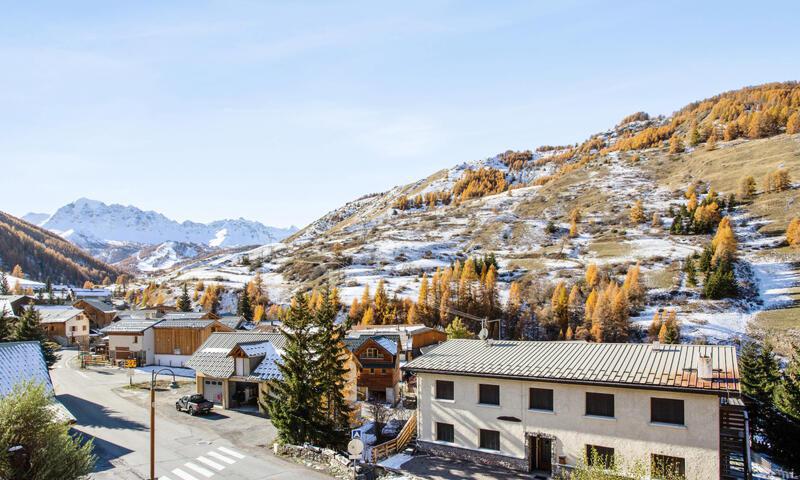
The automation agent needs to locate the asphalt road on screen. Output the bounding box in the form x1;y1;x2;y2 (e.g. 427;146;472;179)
51;350;331;480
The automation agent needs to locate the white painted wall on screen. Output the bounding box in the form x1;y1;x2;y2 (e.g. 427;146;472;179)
108;328;155;364
65;313;90;342
417;373;720;479
154;353;192;367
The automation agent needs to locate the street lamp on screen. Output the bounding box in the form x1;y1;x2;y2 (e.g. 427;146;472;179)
150;368;180;480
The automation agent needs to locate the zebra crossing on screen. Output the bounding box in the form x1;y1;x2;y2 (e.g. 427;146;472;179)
160;446;246;480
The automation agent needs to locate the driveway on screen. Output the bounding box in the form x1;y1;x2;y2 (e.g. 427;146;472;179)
51;350;331;480
394;454;540;480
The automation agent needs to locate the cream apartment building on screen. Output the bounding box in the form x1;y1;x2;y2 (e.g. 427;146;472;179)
404;340;749;480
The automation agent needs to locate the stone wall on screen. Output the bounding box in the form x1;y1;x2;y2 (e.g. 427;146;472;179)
417;440;528;471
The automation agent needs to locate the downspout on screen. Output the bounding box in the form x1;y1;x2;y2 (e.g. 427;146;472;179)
743;409;751;480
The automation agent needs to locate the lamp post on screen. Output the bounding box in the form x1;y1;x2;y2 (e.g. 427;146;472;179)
150;368;180;480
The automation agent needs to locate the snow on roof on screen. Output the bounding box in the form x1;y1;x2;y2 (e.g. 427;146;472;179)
75;298;115;313
249;353;283;381
101;319;161;334
237;341;275;358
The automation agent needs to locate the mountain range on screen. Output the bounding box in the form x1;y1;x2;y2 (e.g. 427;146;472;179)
23;198;297;271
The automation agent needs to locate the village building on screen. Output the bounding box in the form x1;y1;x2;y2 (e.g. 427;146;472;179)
73;298;117;329
0;294;36;317
69;288;112;302
404;340;749;480
347;324;447;362
101;319;162;366
343;335;401;404
35;305;91;347
152;317;234;367
187;331;360;414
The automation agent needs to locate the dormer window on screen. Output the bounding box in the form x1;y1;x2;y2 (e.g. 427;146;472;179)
362;347;381;359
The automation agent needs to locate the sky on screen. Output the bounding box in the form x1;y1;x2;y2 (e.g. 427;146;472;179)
1;1;798;228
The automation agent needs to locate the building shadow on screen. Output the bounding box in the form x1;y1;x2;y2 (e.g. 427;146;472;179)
70;428;134;473
57;393;148;431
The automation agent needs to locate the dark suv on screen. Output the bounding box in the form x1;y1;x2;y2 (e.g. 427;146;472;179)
175;394;214;416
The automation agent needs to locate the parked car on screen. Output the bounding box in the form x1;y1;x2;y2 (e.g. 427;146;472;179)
175;394;214;416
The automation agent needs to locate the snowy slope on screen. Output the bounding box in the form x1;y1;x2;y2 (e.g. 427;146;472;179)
27;198;298;270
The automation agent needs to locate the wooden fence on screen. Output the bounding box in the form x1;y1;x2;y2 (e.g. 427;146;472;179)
370;411;417;463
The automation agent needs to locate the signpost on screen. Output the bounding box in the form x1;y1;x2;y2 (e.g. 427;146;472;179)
347;437;365;467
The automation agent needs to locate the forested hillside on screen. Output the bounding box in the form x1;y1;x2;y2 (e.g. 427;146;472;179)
153;82;800;352
0;210;121;285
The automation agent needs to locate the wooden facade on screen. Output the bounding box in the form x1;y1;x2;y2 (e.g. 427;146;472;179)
349;337;401;402
153;322;233;356
73;299;116;328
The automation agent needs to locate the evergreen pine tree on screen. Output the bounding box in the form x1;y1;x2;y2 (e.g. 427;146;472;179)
774;343;800;422
13;303;57;367
684;256;697;287
177;283;192;312
0;272;8;295
0;306;11;341
740;341;781;446
265;294;323;445
237;288;253;321
313;286;353;447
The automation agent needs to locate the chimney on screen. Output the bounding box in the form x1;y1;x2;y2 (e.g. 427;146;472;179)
698;353;713;380
651;340;661;351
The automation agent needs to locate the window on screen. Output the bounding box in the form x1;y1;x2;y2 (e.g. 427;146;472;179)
436;422;454;443
363;347;380;359
586;445;614;469
479;429;500;450
652;454;686;479
133;336;138;344
435;380;454;400
585;392;614;417
529;388;554;411
82;325;87;331
71;326;76;332
478;384;500;405
651;398;685;425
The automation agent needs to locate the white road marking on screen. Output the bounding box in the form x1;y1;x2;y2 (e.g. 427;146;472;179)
171;468;199;480
76;371;89;379
185;462;213;478
206;451;236;464
196;456;224;471
216;446;245;459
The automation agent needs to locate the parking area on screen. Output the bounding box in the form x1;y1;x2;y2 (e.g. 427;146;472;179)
387;454;538;480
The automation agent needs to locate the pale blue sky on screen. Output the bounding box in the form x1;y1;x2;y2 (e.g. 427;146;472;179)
2;1;798;227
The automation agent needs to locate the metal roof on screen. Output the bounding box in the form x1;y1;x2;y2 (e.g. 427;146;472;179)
403;340;740;394
218;316;244;330
0;300;16;318
343;335;399;356
153;319;217;329
162;312;213;320
249;353;283;381
0;341;53;397
101;319;162;334
34;306;84;324
238;341;273;357
75;298;116;313
186;332;286;378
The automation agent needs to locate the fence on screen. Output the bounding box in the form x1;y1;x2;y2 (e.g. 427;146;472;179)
370;411;416;463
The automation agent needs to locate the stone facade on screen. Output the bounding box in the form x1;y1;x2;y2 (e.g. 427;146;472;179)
417;440;528;471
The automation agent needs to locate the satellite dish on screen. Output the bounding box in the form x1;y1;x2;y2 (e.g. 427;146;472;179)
478;328;489;341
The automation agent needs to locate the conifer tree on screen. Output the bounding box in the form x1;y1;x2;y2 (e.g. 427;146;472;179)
550;282;569;334
705;132;717;151
651;212;662;228
313;287;353;446
177;283;192;312
787;217;800;248
774;343;800;422
504;282;522;340
373;280;389;325
266;294;323;445
787;111;800;135
629;200;646;224
253;304;265;322
739;341;781;445
0;272;8;295
684;256;697;287
361;307;375;326
237;288;253;321
585;263;600;289
416;273;430;325
0;306;11;341
648;311;662;341
14;303;57;367
688;121;700;146
11;264;23;279
668;134;684;153
445;317;472;339
662;311;680;344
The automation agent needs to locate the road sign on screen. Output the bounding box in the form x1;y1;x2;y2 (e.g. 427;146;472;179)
347;438;364;459
125;359;137;368
351;430;362;440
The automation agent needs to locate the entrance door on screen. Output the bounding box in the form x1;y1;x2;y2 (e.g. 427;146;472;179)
530;436;552;474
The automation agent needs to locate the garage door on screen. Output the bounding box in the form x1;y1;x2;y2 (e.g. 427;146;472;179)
203;379;224;404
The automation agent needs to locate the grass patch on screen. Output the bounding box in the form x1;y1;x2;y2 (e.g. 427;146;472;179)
588;239;631;259
645;265;680;290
